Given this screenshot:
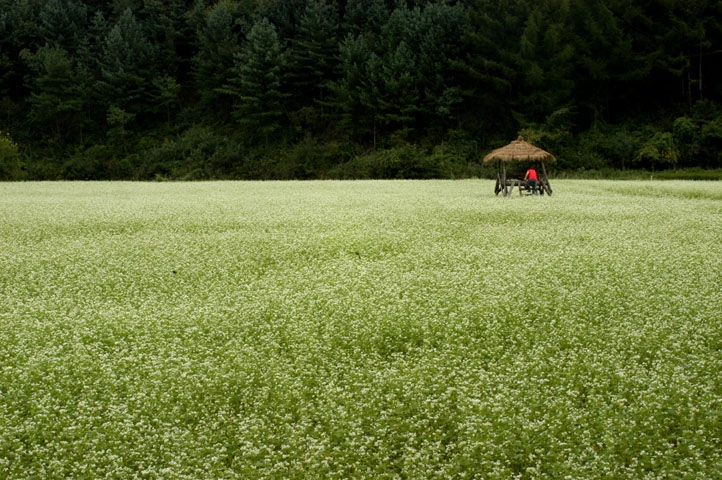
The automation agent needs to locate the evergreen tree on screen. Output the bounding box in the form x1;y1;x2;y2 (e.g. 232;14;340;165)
0;8;16;125
192;0;241;115
663;1;722;107
38;0;88;51
378;40;420;133
0;0;721;177
221;17;287;145
1;0;44;127
21;44;89;141
331;33;375;143
343;0;388;38
604;0;691;115
139;0;184;77
515;1;576;122
566;0;625;125
288;0;339;109
377;2;467;137
414;2;467;131
263;0;306;40
96;8;159;121
73;10;109;136
458;0;520;138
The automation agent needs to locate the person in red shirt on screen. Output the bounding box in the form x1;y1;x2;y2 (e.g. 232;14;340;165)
524;167;538;195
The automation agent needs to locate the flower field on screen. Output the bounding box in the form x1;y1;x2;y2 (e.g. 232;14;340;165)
1;180;721;479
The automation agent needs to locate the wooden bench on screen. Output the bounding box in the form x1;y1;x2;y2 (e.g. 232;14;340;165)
504;179;544;197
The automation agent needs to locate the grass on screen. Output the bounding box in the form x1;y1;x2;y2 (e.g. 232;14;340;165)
1;180;721;479
549;168;722;181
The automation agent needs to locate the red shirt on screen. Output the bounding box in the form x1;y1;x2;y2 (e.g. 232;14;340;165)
526;169;538;181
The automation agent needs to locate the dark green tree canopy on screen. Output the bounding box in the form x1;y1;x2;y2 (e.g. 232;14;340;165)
0;0;721;179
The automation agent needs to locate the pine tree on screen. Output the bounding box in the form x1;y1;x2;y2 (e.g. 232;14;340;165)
415;2;467;131
460;0;527;137
0;8;15;108
378;40;420;135
139;0;184;78
331;33;375;143
38;0;88;51
73;10;109;136
96;8;159;119
566;0;625;125
221;18;287;145
21;45;88;141
516;1;576;122
288;0;339;108
343;0;388;38
192;0;241;115
377;2;467;137
1;0;44;126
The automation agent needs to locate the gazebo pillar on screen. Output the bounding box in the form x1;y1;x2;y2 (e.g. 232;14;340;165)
501;161;507;196
540;160;552;195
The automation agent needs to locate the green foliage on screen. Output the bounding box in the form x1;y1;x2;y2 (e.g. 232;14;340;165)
1;0;722;179
289;0;339;106
21;44;89;142
96;8;160;118
0;130;23;180
221;17;287;145
152;75;181;123
331;33;377;143
516;1;576;120
105;105;135;151
673;102;722;169
343;0;388;36
637;132;679;171
61;144;135;180
141;126;243;180
277;134;344;179
331;144;460;179
191;0;242;115
518;106;575;166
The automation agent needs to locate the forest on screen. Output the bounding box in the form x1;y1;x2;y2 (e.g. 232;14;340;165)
1;0;721;180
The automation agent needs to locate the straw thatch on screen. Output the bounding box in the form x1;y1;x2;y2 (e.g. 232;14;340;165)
483;136;556;164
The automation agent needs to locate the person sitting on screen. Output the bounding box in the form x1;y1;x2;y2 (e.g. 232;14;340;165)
524;167;538;195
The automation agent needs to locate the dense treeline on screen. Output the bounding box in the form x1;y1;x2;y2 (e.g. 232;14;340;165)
1;0;721;180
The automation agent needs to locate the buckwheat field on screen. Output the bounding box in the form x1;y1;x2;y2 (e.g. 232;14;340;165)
1;180;721;479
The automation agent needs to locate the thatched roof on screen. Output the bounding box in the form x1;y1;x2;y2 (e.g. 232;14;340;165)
483;136;556;164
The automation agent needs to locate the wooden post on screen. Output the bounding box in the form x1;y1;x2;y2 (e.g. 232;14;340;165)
502;162;507;197
540;160;552;196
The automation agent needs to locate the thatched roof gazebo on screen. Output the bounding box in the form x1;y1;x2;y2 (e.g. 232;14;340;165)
483;136;555;196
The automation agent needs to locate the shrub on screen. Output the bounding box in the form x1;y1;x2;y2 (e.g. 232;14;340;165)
0;131;23;180
61;145;135;180
274;136;346;179
141;127;243;180
330;144;449;179
637;132;679;171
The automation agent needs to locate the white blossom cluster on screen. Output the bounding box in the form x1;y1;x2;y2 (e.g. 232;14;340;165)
0;180;720;479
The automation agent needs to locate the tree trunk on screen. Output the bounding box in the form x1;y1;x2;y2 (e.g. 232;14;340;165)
699;41;703;100
687;62;693;109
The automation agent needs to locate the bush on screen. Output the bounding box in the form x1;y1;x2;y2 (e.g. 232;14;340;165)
0;131;23;180
272;136;346;179
141;127;244;180
330;144;449;179
557;127;645;171
61;145;135;180
637;131;679;171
